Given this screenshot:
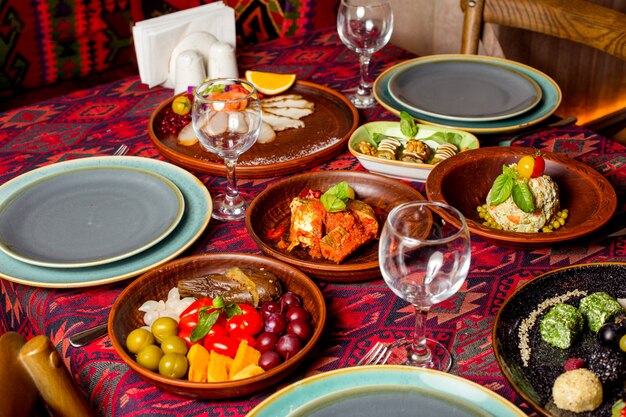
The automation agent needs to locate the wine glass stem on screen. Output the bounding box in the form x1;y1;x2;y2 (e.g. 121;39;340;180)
357;53;372;97
410;305;432;363
223;157;241;205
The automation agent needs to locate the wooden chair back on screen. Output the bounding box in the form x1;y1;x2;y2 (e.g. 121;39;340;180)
0;332;94;417
461;0;626;61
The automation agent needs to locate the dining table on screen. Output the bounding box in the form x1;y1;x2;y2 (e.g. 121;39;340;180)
0;25;625;417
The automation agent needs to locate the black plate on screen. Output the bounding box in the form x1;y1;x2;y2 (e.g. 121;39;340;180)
494;263;626;417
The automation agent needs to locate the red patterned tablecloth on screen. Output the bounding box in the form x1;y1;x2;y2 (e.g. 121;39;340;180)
0;27;625;417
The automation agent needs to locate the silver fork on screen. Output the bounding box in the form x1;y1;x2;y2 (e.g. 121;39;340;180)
113;144;129;156
357;341;391;366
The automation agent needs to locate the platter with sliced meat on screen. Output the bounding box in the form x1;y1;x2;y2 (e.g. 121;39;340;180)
148;81;359;178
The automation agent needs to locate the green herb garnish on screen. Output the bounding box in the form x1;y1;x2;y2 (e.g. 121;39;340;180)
189;296;240;342
320;181;355;212
488;164;536;212
512;183;535;213
400;111;418;138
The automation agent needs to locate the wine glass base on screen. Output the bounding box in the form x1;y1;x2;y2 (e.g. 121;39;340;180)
347;93;377;109
385;338;453;372
211;193;251;222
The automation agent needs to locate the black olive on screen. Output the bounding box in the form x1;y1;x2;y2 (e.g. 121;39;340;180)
598;322;620;347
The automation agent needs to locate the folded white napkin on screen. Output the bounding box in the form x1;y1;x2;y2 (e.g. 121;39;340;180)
133;2;236;88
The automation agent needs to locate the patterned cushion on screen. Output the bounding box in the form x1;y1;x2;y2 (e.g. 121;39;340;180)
0;0;338;100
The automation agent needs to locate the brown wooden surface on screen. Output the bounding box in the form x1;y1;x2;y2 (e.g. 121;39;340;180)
459;0;626;127
245;170;425;281
425;147;618;249
0;332;94;417
109;253;326;400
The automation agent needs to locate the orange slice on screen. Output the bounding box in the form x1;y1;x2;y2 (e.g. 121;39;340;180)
245;70;296;95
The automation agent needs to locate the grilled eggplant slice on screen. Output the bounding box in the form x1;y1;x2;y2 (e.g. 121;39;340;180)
177;267;282;307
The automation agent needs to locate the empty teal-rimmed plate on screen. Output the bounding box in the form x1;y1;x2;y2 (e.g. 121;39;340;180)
0;156;211;288
374;55;561;134
247;366;526;417
0;166;185;268
348;121;480;182
388;59;542;122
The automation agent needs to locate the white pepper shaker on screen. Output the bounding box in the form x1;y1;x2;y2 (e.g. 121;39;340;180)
174;50;206;94
208;41;238;79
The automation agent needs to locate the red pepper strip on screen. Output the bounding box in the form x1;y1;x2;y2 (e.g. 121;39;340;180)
299;188;322;199
266;226;286;240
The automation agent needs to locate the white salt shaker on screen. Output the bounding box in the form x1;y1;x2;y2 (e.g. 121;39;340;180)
208;42;238;79
174;50;206;94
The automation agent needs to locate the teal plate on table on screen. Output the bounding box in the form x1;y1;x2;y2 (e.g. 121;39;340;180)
247;366;527;417
374;54;562;134
0;156;211;288
0;166;184;268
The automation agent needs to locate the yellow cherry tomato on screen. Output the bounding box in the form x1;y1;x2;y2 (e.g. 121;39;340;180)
171;96;191;115
517;155;535;179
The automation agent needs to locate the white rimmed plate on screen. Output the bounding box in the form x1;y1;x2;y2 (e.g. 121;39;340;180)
247;365;526;417
0;166;184;268
0;156;211;288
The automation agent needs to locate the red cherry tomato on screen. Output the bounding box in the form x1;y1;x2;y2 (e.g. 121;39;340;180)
531;154;545;178
203;333;239;358
226;304;264;336
230;331;256;348
178;298;214;331
178;328;200;348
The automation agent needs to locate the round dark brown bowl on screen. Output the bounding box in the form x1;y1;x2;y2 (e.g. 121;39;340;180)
245;170;425;282
109;253;326;400
426;147;617;249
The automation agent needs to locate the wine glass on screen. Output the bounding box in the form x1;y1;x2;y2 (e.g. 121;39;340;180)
378;201;471;371
192;78;261;221
337;0;393;108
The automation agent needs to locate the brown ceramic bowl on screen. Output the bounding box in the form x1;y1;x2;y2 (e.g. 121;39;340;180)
425;147;617;249
147;81;358;178
109;253;326;400
245;170;425;282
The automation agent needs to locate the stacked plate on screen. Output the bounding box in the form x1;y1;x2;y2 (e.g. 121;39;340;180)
0;156;212;288
374;54;562;134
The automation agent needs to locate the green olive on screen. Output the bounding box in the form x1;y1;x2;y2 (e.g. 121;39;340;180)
126;328;155;354
158;353;188;379
136;344;164;371
151;317;178;343
160;335;188;355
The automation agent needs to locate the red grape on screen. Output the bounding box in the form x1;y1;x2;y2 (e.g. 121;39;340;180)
264;313;287;334
280;292;302;311
287;319;313;341
260;301;281;320
276;334;303;359
259;350;283;370
255;332;279;353
285;306;309;322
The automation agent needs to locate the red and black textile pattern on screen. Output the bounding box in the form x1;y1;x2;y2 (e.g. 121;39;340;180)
1;0;134;99
131;0;340;45
1;0;338;101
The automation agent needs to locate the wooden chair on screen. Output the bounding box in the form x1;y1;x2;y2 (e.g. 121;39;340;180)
460;0;626;60
460;0;626;141
0;332;94;417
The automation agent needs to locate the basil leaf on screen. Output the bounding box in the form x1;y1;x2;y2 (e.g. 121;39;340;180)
512;183;536;213
371;132;385;146
223;303;242;319
212;296;225;309
320;193;346;212
421;132;446;145
400;111;418;138
190;310;220;342
488;174;513;205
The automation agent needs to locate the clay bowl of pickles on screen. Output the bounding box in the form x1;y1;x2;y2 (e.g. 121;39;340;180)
109;253;326;399
425;147;617;249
